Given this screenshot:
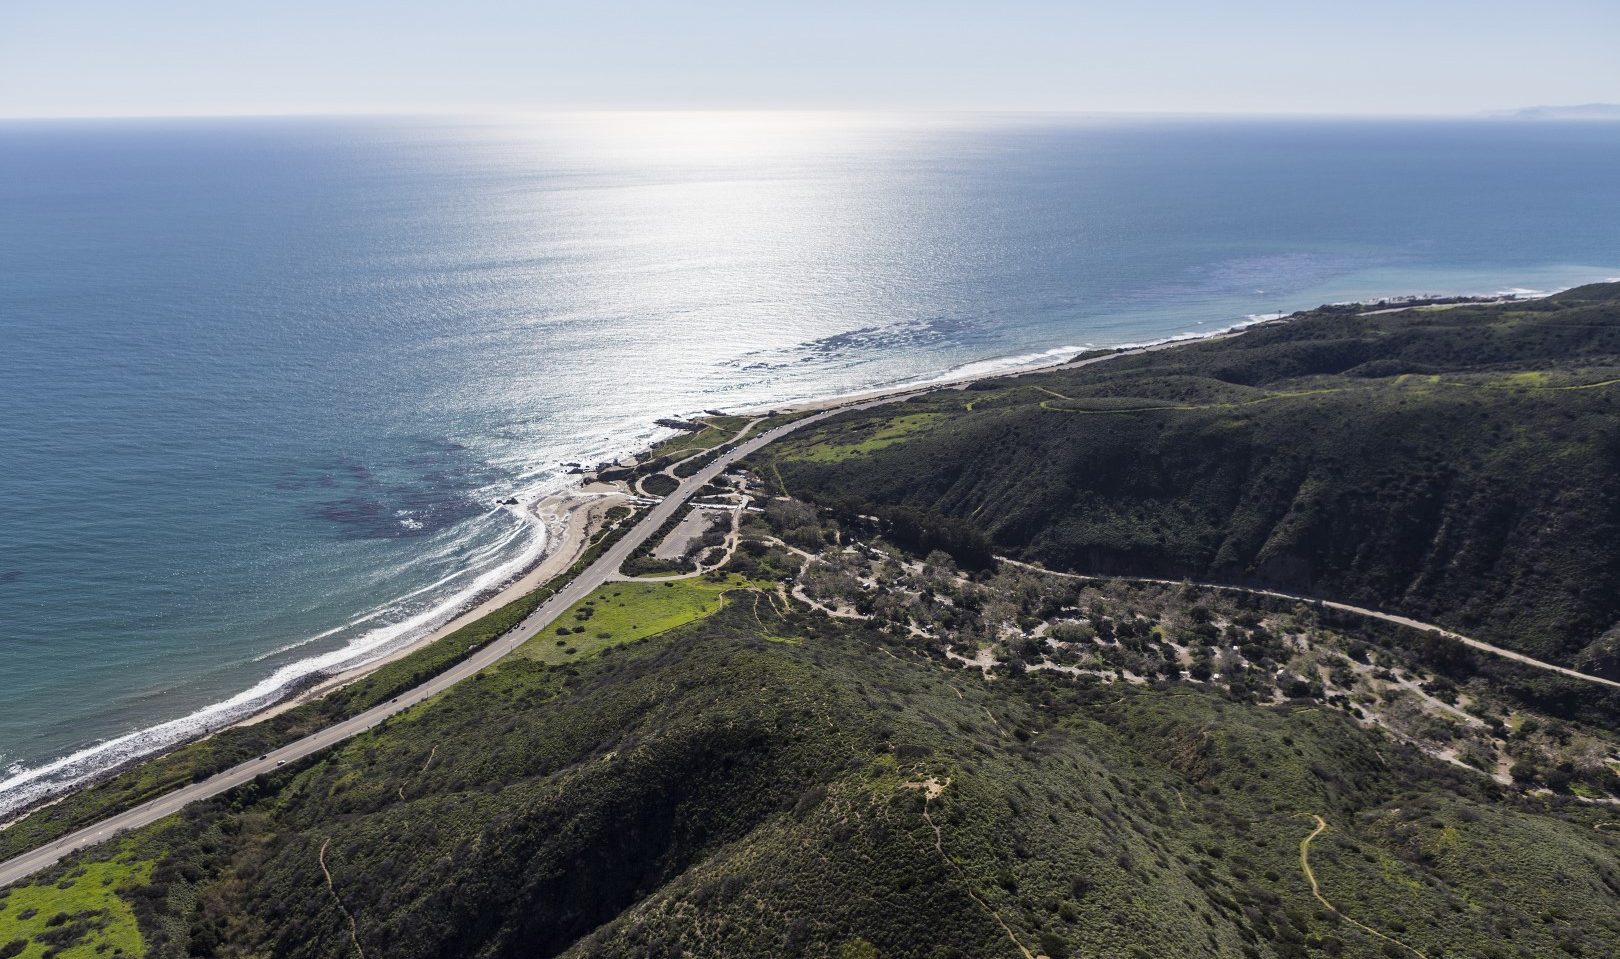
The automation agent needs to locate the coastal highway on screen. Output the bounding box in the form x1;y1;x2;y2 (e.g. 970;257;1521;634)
0;324;1461;889
0;399;881;890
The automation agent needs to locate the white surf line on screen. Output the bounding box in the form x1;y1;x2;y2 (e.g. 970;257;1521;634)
9;291;1603;881
996;558;1620;691
0;395;900;888
251;513;545;663
0;508;555;818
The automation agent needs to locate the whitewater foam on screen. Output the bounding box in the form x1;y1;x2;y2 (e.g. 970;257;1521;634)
0;283;1606;820
0;504;552;819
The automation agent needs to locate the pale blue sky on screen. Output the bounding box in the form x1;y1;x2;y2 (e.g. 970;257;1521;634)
2;0;1616;118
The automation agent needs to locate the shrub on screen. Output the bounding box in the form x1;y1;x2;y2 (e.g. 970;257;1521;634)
1039;931;1070;959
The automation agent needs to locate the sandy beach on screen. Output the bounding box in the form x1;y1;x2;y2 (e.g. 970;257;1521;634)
0;304;1329;826
0;303;1376;825
245;319;1303;726
0;287;1547;826
233;483;631;727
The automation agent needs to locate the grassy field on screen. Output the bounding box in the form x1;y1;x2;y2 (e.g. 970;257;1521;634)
521;574;757;664
648;415;755;461
0;847;151;958
9;566;1620;958
779;412;942;463
10;288;1620;959
0;507;648;863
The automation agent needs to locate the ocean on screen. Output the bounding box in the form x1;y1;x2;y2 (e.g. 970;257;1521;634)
2;113;1617;815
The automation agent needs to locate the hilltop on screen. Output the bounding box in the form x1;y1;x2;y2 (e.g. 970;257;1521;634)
3;288;1619;959
757;284;1620;675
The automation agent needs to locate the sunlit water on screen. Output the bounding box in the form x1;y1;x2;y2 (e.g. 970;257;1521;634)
2;113;1617;813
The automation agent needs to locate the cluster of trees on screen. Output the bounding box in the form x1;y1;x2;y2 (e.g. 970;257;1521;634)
760;286;1620;673
19;559;1620;958
812;498;995;571
14;285;1620;958
744;496;1620;805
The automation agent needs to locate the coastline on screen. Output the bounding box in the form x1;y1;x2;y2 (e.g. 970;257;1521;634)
0;288;1535;824
767;283;1573;419
0;484;630;827
771;310;1284;417
230;484;630;729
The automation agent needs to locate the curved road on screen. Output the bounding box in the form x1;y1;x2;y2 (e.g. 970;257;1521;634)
0;400;882;889
0;318;1235;885
12;366;1617;888
996;558;1620;690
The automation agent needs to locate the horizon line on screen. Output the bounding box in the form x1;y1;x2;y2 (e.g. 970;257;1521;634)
4;105;1619;123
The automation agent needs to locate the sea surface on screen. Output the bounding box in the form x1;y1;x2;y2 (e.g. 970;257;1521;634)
2;113;1617;814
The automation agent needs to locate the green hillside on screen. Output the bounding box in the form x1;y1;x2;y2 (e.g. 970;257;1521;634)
758;285;1620;673
6;288;1620;959
6;553;1619;959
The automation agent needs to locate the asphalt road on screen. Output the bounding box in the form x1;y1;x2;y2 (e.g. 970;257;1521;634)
9;353;1620;889
11;349;1620;889
0;401;869;889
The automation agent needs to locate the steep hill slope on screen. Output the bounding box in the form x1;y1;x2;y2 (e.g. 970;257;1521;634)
6;569;1619;959
6;287;1620;959
760;285;1620;672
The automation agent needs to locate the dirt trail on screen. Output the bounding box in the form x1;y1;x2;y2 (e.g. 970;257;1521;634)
319;838;366;959
398;744;439;801
768;536;872;621
997;558;1620;691
1298;816;1426;959
906;779;1035;959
